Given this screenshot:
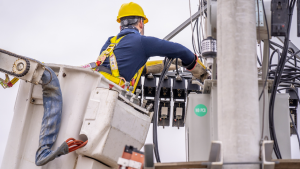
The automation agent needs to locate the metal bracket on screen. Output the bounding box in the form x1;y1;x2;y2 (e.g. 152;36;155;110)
261;140;276;169
256;0;264;27
258;79;274;93
202;79;217;94
201;140;277;168
205;141;223;169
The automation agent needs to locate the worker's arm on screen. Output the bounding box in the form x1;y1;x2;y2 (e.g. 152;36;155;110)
141;36;208;81
141;36;194;66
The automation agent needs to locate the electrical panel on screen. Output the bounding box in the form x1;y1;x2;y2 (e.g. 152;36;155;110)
172;102;185;128
141;72;199;128
144;75;156;98
146;100;155;123
286;88;298;136
134;77;142;97
290;108;298;135
158;101;170;127
187;79;201;94
286;88;298;107
159;77;172;99
173;78;186;100
271;0;289;36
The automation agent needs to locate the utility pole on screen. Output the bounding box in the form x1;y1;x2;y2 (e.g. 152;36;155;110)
217;0;260;168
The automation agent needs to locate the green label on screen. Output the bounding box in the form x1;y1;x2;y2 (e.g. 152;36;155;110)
194;104;207;117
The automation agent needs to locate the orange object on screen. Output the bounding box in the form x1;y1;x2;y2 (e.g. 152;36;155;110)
119;145;144;169
65;138;88;153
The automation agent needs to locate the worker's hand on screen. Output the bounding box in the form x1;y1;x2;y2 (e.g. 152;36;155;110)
185;55;209;82
171;58;183;67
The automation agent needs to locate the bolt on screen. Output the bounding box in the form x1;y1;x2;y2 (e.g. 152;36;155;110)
63;73;66;77
126;92;132;100
133;89;141;105
147;73;154;79
16;63;24;71
124;82;130;89
135;89;141;98
31;99;35;102
129;86;134;93
142;100;148;108
146;103;153;111
121;82;130;97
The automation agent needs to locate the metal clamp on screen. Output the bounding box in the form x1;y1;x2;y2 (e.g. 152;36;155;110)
261;140;276;169
202;140;277;169
203;141;223;169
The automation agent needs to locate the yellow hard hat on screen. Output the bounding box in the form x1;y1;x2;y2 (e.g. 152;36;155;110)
117;2;148;24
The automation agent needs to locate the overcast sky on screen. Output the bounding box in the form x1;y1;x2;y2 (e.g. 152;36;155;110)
1;0;300;167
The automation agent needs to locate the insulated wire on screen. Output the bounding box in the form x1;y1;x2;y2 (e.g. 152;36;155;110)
192;19;199;56
270;49;281;65
259;49;280;100
153;58;174;162
189;0;201;56
285;51;300;65
269;0;296;159
199;0;205;40
176;58;180;76
257;55;262;66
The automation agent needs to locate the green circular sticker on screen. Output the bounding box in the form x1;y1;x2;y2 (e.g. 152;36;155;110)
194;104;207;117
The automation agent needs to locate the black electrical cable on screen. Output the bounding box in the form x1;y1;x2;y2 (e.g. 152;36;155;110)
258;55;262;66
270;49;281;65
191;20;198;55
259;49;300;100
153;58;174;162
285;50;300;65
268;0;296;159
270;40;297;57
196;13;201;54
191;17;203;62
176;58;180;76
196;4;203;59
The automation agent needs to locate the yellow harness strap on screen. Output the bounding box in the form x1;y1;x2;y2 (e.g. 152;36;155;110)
131;65;144;93
96;35;144;91
96;35;125;86
108;36;124;77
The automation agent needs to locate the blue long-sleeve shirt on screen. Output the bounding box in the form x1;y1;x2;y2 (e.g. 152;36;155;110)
100;28;194;81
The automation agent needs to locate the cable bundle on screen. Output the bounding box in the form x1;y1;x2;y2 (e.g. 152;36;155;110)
153;58;174;162
257;0;299;159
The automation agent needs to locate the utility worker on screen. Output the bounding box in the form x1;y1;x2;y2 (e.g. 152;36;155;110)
95;2;208;91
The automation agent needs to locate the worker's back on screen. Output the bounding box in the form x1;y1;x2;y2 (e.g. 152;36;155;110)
100;28;147;81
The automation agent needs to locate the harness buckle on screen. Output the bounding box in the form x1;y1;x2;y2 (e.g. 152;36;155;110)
104;44;116;55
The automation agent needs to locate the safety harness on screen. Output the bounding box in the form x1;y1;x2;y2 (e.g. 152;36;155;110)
94;35;144;92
